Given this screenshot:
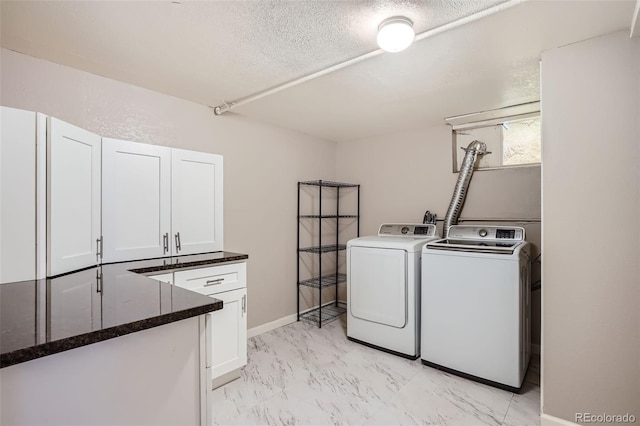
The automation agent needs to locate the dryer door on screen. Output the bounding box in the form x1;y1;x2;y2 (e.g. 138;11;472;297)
348;246;407;328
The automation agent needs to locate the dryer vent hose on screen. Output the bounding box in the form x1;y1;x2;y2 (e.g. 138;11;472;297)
442;140;489;237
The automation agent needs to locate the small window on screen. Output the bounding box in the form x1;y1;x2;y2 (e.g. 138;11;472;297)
447;102;541;172
502;117;541;166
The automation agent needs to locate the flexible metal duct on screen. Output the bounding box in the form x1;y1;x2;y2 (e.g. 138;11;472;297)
443;140;489;237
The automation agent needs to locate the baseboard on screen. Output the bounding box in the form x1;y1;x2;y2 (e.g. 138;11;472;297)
247;299;347;338
247;313;297;338
532;343;541;355
212;369;241;389
541;413;579;426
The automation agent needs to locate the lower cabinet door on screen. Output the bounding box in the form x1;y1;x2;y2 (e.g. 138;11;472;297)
210;288;247;380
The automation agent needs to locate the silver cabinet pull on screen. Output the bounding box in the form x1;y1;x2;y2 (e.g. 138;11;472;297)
163;233;169;254
96;236;103;261
175;232;182;252
242;294;246;315
96;269;102;293
204;278;224;287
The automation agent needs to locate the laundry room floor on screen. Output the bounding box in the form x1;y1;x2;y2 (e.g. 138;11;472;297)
212;317;540;426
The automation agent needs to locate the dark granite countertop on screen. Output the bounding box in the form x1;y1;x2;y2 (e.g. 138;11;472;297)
0;251;248;368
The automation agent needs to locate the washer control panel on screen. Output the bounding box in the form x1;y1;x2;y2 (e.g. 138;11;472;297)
378;223;438;237
447;225;525;241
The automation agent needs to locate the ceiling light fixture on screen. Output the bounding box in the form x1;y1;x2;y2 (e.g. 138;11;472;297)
377;16;415;53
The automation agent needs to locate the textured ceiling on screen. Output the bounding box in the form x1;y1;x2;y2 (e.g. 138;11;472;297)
0;0;636;142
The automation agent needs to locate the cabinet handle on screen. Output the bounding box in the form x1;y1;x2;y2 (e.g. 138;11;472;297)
175;232;182;252
96;269;102;293
163;233;169;254
204;278;224;287
242;294;246;316
96;236;103;261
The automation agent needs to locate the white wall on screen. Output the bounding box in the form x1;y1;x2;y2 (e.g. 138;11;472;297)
337;123;542;345
0;48;337;329
541;30;640;423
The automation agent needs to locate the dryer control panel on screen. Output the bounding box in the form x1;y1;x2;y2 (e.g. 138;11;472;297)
447;225;525;241
378;223;438;237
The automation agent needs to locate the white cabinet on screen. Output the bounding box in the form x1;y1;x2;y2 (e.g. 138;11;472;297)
209;288;247;379
2;107;225;278
102;139;171;263
0;107;46;283
171;149;223;255
101;142;224;263
2;110;102;279
174;262;247;384
47;118;102;276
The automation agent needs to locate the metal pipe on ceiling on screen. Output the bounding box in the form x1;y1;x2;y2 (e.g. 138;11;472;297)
212;0;527;116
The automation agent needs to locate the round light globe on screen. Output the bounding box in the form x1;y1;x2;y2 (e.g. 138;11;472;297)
377;17;415;53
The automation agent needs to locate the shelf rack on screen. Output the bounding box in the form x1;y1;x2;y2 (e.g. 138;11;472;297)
297;180;359;327
299;273;347;289
299;215;358;219
298;244;347;254
300;302;348;325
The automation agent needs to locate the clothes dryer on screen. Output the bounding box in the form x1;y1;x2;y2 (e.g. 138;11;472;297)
347;223;440;359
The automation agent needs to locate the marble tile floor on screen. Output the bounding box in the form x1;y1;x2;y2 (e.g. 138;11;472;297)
212;317;540;426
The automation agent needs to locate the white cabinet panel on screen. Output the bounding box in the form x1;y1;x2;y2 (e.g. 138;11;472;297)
0;107;38;283
171;149;223;255
36;113;47;279
0;317;203;426
210;288;247;379
102;139;171;263
47;117;101;277
173;262;246;295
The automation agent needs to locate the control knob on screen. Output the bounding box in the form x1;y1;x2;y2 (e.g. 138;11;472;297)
479;229;488;237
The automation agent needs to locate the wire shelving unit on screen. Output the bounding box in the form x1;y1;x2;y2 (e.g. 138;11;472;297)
297;180;359;327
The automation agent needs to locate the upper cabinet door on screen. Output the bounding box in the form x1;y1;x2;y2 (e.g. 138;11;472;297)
47;118;101;277
102;139;171;263
171;149;223;255
0;107;37;283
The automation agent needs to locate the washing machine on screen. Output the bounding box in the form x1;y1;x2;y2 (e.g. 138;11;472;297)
347;223;440;359
421;225;531;392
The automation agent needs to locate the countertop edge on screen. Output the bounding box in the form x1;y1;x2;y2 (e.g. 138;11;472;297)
128;253;249;275
0;299;223;369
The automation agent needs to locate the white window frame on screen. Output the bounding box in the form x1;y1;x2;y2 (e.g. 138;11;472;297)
446;102;541;173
